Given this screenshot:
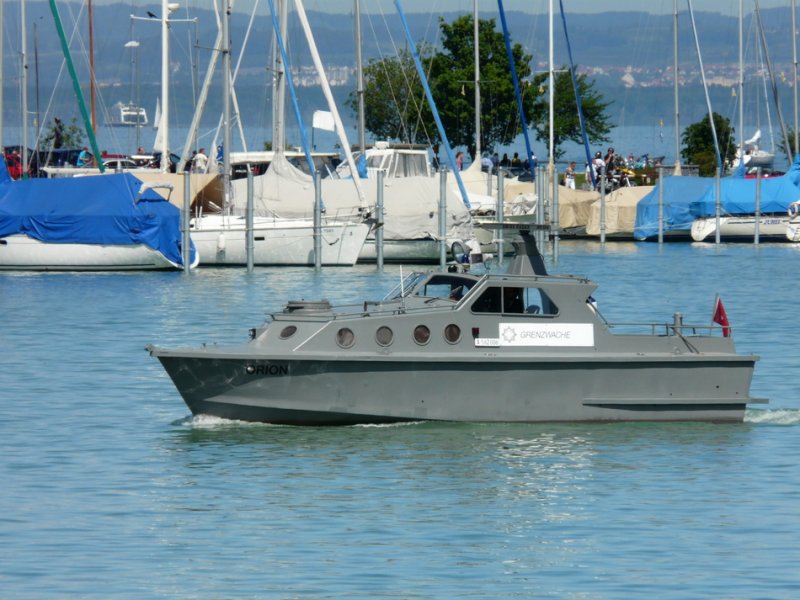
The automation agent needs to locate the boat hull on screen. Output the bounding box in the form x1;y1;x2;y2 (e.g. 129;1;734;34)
190;216;369;266
152;352;757;424
356;237;455;263
691;215;789;242
0;235;183;271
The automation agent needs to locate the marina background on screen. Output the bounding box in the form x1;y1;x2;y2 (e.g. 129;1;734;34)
2;241;800;598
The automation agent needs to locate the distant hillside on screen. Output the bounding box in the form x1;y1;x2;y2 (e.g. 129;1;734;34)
2;2;797;135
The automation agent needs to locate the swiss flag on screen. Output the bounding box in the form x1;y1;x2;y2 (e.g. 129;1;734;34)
712;295;731;337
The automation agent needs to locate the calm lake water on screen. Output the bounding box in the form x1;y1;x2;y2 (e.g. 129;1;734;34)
2;240;800;599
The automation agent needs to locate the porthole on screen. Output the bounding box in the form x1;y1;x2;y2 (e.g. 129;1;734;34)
444;323;461;344
279;325;297;339
336;327;355;349
376;326;394;347
413;324;431;345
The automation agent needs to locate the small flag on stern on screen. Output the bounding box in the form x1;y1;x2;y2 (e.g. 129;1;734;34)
712;295;731;337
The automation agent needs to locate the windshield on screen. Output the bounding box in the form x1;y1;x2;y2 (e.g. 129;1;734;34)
383;272;428;300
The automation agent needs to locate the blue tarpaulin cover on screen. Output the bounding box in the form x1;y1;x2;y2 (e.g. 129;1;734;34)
634;175;713;240
0;162;195;267
634;156;800;240
689;155;800;217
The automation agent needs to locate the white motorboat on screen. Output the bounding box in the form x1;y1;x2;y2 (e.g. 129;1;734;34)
106;101;148;127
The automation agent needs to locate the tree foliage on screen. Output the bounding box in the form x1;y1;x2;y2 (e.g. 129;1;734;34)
39;117;85;150
428;15;536;157
530;68;613;160
346;47;433;144
681;112;737;176
351;16;537;157
352;16;613;161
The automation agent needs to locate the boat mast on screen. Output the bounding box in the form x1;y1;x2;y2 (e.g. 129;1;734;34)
272;0;288;154
548;0;554;193
21;0;29;178
686;0;722;176
754;0;792;163
88;0;96;131
0;0;3;149
738;0;743;167
161;0;170;172
474;0;480;159
222;0;232;210
793;0;799;156
355;0;366;156
294;0;365;205
674;0;681;174
124;39;141;149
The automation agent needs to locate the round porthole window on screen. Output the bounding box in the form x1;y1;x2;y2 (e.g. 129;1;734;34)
376;326;394;347
280;325;297;339
444;323;461;344
413;324;431;345
336;327;355;348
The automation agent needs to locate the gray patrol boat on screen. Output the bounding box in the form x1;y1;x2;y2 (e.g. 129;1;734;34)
147;229;764;424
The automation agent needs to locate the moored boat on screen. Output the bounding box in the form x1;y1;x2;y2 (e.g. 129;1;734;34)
148;226;764;424
189;213;370;266
0;164;197;271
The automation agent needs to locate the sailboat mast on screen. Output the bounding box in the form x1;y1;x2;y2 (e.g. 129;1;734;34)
0;0;3;148
674;0;681;172
548;0;554;175
222;0;232;209
21;0;29;177
89;0;96;131
273;0;288;153
355;0;366;155
738;0;743;165
754;0;792;162
793;0;798;155
474;0;480;158
161;0;169;172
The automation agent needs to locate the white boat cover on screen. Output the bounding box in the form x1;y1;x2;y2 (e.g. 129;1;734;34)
230;154;473;242
586;186;653;236
557;187;599;229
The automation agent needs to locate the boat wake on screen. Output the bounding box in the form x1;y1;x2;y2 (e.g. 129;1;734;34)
744;408;800;425
179;414;284;428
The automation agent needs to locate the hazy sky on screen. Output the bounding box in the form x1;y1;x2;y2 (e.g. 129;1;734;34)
94;1;793;17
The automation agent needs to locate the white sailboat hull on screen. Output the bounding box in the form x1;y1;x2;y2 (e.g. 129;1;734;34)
190;215;369;266
691;215;789;242
0;234;185;270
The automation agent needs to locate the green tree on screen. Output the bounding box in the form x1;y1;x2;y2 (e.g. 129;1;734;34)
428;15;536;157
681;112;737;176
346;47;433;144
39;117;84;150
350;16;536;157
530;68;613;160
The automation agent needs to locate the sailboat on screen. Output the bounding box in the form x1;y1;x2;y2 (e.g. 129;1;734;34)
0;161;197;270
690;0;793;243
188;0;370;266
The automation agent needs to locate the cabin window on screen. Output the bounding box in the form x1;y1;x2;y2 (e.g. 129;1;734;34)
471;286;558;316
336;327;355;349
376;326;394;347
444;324;461;344
416;275;475;301
279;325;297;339
413;325;431;345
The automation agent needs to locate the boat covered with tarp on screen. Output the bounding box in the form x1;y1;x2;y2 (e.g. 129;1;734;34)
0;162;196;270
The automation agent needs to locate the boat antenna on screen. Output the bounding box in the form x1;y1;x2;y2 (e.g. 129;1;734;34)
399;265;406;312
